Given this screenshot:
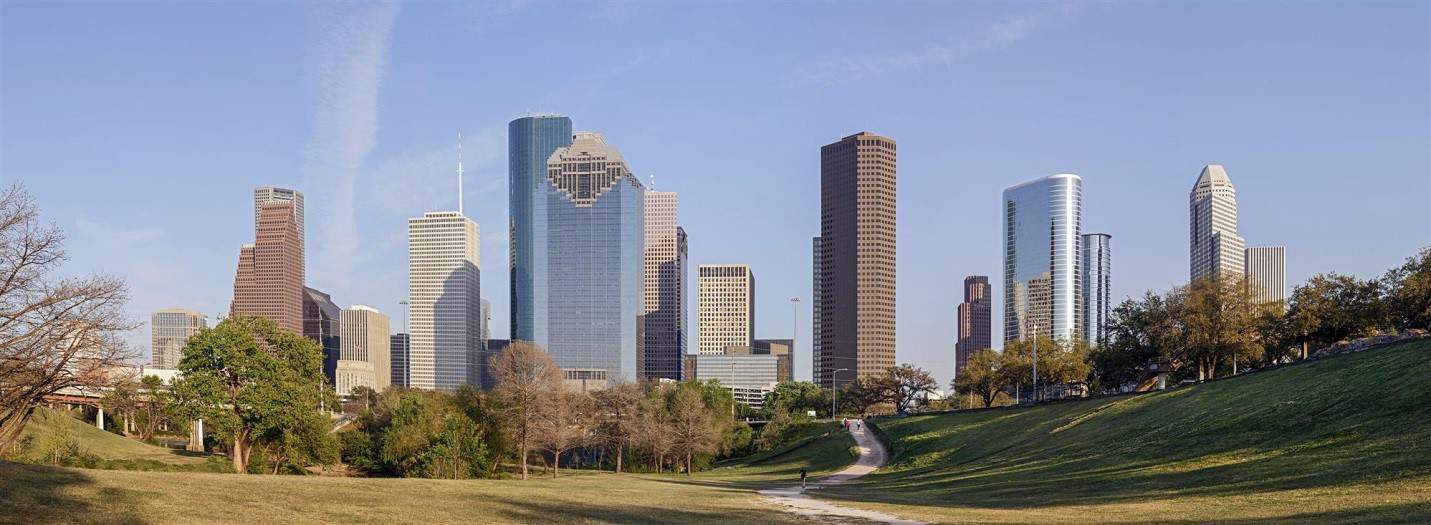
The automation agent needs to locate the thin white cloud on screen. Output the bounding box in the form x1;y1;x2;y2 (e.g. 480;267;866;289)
794;2;1087;85
73;217;165;244
302;2;400;290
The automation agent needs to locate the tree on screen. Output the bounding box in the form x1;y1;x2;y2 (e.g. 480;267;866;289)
490;341;561;480
1382;247;1431;331
1090;292;1181;392
1284;273;1389;358
169;315;335;474
762;381;830;418
592;382;642;473
667;385;716;476
0;183;137;456
883;364;938;414
1001;335;1093;399
535;390;593;477
953;349;1005;408
837;376;887;416
1179;276;1263;380
636;392;674;473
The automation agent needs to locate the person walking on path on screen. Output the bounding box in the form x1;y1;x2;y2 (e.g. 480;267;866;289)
800;468;808;489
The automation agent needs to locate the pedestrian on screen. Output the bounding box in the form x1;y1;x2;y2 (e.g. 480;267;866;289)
799;468;808;489
842;417;848;429
855;421;861;431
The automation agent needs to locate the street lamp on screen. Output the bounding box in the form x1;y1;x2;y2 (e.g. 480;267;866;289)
831;368;851;418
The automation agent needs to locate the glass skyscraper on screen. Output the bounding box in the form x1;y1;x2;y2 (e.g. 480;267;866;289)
508;115;574;350
1003;174;1082;343
1081;233;1111;346
540;131;645;384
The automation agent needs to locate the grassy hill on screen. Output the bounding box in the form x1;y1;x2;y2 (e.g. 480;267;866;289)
821;338;1431;523
18;407;209;466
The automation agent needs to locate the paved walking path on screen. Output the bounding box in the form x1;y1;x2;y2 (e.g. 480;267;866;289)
758;421;925;524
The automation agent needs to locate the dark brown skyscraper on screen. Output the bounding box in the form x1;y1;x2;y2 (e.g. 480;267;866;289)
813;132;896;390
231;190;304;334
955;275;992;378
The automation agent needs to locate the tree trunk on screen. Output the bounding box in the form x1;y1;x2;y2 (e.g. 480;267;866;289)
231;436;246;474
657;453;663;473
520;435;529;480
685;453;692;476
615;446;623;473
553;449;561;478
1301;340;1309;360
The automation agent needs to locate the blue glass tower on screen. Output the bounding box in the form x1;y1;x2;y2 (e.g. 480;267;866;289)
1002;174;1083;343
508;115;573;350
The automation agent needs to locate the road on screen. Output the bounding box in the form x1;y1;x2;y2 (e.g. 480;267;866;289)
758;420;925;524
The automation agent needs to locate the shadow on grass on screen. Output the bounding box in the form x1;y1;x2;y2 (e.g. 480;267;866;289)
0;461;149;525
479;492;792;524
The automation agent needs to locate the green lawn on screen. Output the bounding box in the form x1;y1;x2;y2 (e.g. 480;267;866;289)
700;421;858;486
18;407;209;466
818;338;1431;524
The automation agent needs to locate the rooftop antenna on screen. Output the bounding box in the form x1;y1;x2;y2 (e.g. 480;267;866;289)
457;132;464;215
649;173;656;190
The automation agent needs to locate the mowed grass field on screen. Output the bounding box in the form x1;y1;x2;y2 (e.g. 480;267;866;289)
0;421;857;524
18;407;208;465
819;339;1431;524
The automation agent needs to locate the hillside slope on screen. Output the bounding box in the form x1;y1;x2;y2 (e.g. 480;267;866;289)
824;339;1431;524
19;407;207;465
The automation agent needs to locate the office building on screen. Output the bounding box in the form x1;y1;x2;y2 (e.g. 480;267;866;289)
695;352;779;408
509;115;574;347
480;299;491;347
150;308;207;369
1245;246;1287;309
482;339;511;389
1003;174;1083;342
752;339;793;383
1081;234;1112;346
338;305;391;395
539;131;646;385
303;287;341;385
813;132;897;389
682;354;699;382
389;334;409;388
231;188;304;334
698;264;754;356
407;211;482;390
643;190;687;381
1190;164;1245;281
954;276;992;378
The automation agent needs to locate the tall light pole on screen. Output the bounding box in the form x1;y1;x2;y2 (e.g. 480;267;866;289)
831;368;851;418
400;300;410;387
1031;323;1039;404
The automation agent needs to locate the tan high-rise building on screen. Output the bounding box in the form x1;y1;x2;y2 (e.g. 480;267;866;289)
338;305;391;395
954;276;991;378
1245;246;1286;310
231;191;305;334
1190;165;1244;281
698;264;754;356
150;308;207;369
643;190;687;380
407;211;481;391
814;132;896;389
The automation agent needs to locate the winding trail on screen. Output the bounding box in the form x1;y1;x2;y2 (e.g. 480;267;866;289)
759;420;925;524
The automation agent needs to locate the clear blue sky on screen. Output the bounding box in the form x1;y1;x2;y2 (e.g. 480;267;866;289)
3;1;1428;386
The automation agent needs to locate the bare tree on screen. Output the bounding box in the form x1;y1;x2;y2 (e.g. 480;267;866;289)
0;183;137;456
535;390;593;477
490;341;561;480
636;392;674;473
592;382;642;473
667;386;716;476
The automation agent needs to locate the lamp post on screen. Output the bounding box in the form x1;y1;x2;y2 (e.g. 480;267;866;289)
1031;322;1039;404
831;368;851;418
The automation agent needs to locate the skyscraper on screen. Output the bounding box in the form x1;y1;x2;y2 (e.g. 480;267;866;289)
338;305;392;395
150;308;207;369
752;339;794;383
509;115;574;349
540;131;646;385
231;189;304;334
302;287;341;385
1081;233;1112;346
954;276;991;378
814;132;897;389
389;333;409;388
698;264;755;356
643;190;687;380
407;211;481;391
1190;164;1245;281
1003;174;1082;343
1245;246;1286;309
479;299;491;347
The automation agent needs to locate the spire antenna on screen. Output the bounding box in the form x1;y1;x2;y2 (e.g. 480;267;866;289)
457;132;464;215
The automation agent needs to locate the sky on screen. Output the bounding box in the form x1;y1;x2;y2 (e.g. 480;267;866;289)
2;1;1428;387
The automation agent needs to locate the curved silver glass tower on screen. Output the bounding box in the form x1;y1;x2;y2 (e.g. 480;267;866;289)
1003;174;1082;343
1081;233;1111;346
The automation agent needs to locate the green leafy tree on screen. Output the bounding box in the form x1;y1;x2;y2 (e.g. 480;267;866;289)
1178;276;1264;380
883;364;938;413
762;381;830;418
1091;292;1181;391
952;349;1006;408
837;376;886;416
169;315;336;474
1285;273;1390;358
1382;247;1431;331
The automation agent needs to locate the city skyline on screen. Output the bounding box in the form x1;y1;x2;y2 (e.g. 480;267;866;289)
6;2;1427;387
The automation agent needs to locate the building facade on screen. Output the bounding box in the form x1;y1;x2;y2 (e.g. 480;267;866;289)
150;308;207;369
407;211;482;391
643;190;687;380
231;189;304;334
695;353;779;408
1003;174;1083;343
509;115;574;349
541;131;645;384
1081;234;1112;346
698;264;755;356
389;333;409;388
1190;164;1245;281
813;132;897;389
339;305;392;395
954;276;992;378
302;287;341;385
752;339;793;383
1245;246;1286;309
